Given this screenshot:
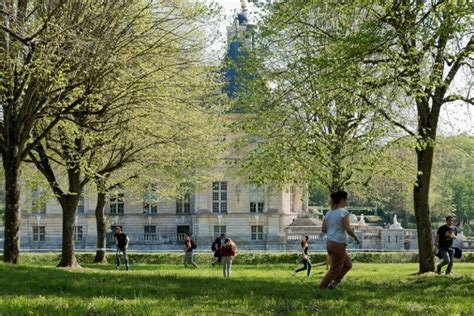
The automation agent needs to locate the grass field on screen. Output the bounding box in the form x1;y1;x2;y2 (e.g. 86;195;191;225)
0;260;473;315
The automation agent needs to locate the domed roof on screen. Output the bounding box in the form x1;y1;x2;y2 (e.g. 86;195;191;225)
237;12;248;25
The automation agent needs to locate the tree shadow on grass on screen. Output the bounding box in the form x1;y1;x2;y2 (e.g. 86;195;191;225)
1;263;473;315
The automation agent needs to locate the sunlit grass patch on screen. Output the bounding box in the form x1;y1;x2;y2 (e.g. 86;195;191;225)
0;261;473;315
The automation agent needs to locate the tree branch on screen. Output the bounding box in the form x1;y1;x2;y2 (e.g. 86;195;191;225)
443;95;474;105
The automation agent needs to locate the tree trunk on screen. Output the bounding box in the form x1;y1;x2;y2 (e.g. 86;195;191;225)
94;191;108;263
2;157;21;264
57;196;81;268
413;144;435;273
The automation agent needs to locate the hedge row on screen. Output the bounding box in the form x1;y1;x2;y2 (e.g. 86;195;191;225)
2;251;474;265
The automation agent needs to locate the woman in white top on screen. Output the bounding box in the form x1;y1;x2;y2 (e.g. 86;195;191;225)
319;191;360;289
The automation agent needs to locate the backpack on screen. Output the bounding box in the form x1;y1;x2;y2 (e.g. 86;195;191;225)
191;239;197;250
211;238;219;251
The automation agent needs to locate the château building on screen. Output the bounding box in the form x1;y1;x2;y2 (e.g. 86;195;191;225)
1;1;472;254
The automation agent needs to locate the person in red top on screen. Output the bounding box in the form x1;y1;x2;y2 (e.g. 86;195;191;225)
219;238;236;277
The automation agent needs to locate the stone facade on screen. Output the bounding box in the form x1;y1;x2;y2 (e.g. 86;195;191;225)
0;178;304;251
1;1;473;254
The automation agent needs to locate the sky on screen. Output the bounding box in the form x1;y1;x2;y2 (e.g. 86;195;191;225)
211;0;473;135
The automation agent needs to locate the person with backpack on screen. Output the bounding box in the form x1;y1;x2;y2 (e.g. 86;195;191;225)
219;238;236;277
184;231;198;269
211;233;226;265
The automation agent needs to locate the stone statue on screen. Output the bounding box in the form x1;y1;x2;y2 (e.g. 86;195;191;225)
358;213;367;226
389;214;403;229
350;213;358;224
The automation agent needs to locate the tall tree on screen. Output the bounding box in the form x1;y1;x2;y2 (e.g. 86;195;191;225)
27;0;222;267
235;2;395;197
247;0;473;273
0;0;129;263
334;1;472;273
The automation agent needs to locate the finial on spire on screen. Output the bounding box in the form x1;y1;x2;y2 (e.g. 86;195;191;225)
241;0;248;11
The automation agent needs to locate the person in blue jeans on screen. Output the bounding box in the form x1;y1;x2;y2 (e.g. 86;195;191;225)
114;227;130;271
436;216;457;275
293;235;312;277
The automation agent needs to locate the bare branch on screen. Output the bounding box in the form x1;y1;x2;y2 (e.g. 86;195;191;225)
443;95;474;105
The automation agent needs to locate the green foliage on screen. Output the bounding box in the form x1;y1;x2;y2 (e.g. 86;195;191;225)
27;0;225;200
235;1;409;193
243;0;473;271
431;135;474;228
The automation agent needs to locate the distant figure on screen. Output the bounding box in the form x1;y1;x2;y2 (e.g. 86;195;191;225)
220;238;237;277
114;227;130;271
436;216;457;275
184;232;198;269
293;235;312;277
358;214;367;226
211;233;226;265
320;191;360;289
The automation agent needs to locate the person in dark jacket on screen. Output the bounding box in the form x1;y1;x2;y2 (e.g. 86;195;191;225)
114;227;130;271
212;233;226;265
436;216;457;275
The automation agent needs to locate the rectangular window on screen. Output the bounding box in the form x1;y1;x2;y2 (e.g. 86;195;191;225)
143;202;157;214
250;202;264;213
75;226;83;241
212;181;227;213
251;225;263;241
143;185;158;214
77;194;85;214
249;182;265;213
176;193;191;214
33;226;45;242
214;225;226;237
109;192;124;214
143;225;157;241
177;225;190;241
144;225;156;234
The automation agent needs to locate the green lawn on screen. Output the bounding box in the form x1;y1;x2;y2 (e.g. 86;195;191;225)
0;261;473;315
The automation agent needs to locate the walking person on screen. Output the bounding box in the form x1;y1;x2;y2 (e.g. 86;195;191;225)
436;216;458;275
211;233;226;265
184;231;198;269
220;238;236;277
319;191;360;289
114;227;130;271
293;235;312;277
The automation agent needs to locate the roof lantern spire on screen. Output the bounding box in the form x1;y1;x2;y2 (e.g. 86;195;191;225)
241;0;248;12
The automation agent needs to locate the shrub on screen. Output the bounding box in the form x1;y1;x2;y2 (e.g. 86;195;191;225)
2;251;473;265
